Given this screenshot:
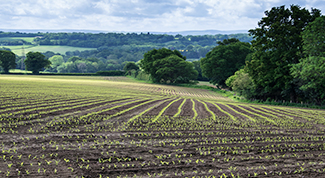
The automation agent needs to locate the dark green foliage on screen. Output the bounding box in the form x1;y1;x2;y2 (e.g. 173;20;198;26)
24;52;51;74
200;38;252;87
225;69;255;98
301;16;325;57
139;48;197;83
246;5;321;101
123;62;139;71
95;71;125;76
291;16;325;103
192;61;209;81
0;50;16;73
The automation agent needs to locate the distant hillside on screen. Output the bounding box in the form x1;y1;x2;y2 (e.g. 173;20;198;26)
150;30;249;36
0;29;249;36
0;31;252;74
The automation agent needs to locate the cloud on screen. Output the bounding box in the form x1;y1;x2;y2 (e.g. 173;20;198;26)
0;0;324;32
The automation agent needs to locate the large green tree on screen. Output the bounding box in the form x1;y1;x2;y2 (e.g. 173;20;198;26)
226;69;255;99
0;50;16;73
291;16;325;102
24;52;51;74
123;62;139;71
246;5;321;101
200;38;252;88
47;55;64;72
139;48;197;83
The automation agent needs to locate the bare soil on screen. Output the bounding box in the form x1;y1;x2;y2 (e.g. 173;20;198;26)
161;98;184;117
179;99;195;117
1;97;325;178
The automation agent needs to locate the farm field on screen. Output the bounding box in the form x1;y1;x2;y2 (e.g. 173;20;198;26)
1;44;96;56
0;37;36;43
1;75;325;178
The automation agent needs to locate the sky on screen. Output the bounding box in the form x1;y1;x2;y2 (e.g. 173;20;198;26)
0;0;324;33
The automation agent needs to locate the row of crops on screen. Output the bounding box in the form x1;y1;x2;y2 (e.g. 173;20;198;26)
1;75;325;177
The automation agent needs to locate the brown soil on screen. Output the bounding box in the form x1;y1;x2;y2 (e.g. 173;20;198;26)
238;105;272;118
144;99;174;116
179;99;195;117
250;106;284;118
204;102;228;117
215;103;249;120
194;100;211;118
2;98;106;117
161;98;184;117
0;98;91;114
113;99;169;120
2;97;325;178
227;104;258;118
100;99;151;115
0;97;82;110
261;107;300;118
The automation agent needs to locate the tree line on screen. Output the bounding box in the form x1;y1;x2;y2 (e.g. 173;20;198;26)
135;5;325;105
208;5;324;105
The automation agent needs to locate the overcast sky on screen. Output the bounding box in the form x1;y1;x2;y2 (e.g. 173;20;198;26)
0;0;324;33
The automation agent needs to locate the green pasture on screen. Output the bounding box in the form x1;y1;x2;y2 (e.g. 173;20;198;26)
1;45;96;56
8;69;32;74
0;37;35;43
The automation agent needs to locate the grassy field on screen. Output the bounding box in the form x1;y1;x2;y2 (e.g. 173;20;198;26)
1;44;96;56
1;75;325;177
0;37;36;43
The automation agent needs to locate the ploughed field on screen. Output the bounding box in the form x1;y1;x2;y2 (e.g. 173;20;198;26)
1;76;325;178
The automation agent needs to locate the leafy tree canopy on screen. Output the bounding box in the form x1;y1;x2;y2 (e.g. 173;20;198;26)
226;69;255;98
24;52;51;74
291;16;325;102
246;5;321;100
200;38;252;87
49;55;64;68
0;50;16;73
139;48;197;83
123;62;139;71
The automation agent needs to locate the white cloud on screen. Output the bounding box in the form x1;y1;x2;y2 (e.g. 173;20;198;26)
0;0;324;32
